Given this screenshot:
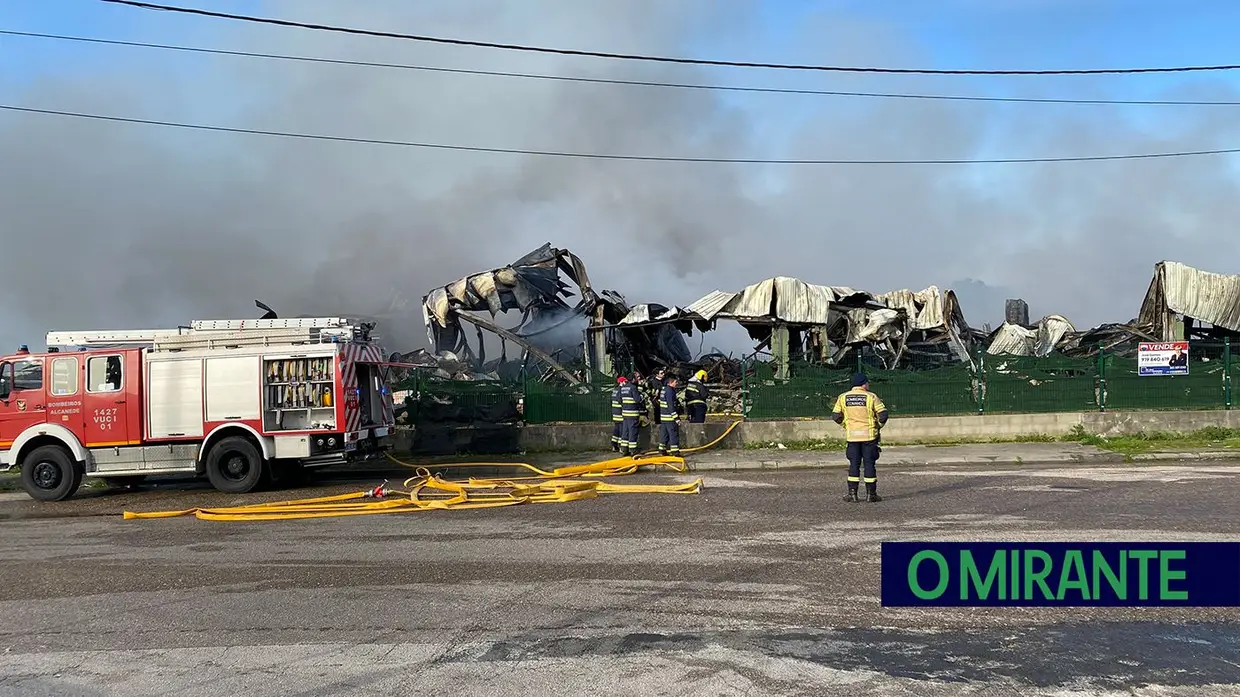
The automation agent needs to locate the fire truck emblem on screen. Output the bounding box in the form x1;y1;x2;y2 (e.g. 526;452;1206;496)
15;399;26;412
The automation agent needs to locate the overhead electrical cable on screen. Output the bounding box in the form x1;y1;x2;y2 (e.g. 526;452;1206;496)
6;30;1240;107
98;0;1240;76
4;104;1240;165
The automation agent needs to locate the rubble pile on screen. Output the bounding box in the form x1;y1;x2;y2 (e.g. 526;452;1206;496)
388;249;1240;428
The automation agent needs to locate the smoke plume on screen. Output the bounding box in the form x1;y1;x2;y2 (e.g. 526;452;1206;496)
3;1;1240;354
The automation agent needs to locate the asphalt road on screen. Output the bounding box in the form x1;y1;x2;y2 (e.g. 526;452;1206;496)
3;459;1240;696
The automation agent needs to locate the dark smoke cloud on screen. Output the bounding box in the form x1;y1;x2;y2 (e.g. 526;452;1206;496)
3;1;1240;355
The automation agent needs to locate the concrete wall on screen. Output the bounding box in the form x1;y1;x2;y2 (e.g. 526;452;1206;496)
391;410;1240;454
514;409;1240;452
1083;409;1240;436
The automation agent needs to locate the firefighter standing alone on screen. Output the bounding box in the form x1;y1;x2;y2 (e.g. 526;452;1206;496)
831;373;889;503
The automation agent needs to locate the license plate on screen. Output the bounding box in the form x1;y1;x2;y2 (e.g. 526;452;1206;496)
345;441;358;451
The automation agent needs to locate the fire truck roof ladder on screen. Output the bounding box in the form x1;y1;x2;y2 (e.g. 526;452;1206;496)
45;317;372;352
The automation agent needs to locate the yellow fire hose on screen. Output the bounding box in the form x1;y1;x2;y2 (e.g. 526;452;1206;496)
628;417;743;458
122;420;743;522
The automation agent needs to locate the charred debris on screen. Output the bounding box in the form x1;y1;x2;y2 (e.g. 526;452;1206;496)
985;261;1240;361
392;249;1240;423
403;244;983;395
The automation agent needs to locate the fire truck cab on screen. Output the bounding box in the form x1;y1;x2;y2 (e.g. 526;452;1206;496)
0;317;396;501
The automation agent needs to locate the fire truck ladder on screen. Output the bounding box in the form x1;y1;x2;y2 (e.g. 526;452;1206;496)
46;318;373;353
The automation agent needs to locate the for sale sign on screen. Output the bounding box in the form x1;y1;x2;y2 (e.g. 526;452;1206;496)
1138;341;1189;376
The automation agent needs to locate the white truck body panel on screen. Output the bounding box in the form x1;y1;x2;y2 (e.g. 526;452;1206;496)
204;355;261;422
146;358;204;438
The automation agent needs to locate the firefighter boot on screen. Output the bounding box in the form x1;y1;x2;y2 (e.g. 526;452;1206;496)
866;483;882;503
843;487;860;503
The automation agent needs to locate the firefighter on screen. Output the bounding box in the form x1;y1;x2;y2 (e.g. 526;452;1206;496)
619;375;645;456
657;375;682;455
633;370;650;444
831;373;889;503
610;376;627;452
684;369;709;423
646;368;666;427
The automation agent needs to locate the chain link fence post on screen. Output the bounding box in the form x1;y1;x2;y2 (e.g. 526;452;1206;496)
1096;343;1107;412
976;343;986;414
1226;337;1233;410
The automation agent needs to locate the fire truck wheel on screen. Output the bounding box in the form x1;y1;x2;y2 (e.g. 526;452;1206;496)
20;444;83;502
204;436;266;494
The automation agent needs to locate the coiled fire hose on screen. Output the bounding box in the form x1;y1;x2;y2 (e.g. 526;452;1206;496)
122;420;743;522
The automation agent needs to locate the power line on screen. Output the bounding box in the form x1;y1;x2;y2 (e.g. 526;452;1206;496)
4;103;1240;164
99;0;1240;77
8;29;1240;107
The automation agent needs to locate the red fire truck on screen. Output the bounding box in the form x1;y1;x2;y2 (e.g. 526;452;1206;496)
0;317;396;501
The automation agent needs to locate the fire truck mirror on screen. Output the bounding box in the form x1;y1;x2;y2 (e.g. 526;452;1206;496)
0;363;11;401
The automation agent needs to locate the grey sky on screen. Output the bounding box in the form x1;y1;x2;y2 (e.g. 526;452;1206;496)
3;0;1239;354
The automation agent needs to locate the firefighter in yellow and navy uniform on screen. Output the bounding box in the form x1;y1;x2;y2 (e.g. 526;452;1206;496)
831;373;888;503
684;370;709;423
618;376;645;456
657;375;682;455
610;377;627;452
633;370;650;444
646;368;666;427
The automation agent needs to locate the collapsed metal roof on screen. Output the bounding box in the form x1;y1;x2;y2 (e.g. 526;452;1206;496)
687;277;878;324
422;243;599;339
1138;260;1240;338
986;315;1076;357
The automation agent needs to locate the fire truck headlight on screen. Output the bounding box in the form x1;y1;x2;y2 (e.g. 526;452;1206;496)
327;437;337;447
316;438;325;447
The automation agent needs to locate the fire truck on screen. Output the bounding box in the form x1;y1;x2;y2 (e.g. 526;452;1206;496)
0;317;396;501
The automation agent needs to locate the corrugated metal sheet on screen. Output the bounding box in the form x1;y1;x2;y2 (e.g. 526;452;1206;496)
771;277;839;324
874;286;948;331
618;304;687;325
1152;261;1240;333
689;277;871;324
987;314;1077;357
468;273;501;315
1036;315;1075;356
727;278;776;319
854;308;903;343
424;287;451;328
687;290;739;321
987;323;1036;356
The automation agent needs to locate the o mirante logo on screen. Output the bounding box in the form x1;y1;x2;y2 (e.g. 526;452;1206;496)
881;542;1240;607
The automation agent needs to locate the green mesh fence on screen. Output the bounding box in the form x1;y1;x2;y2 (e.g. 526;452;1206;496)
744;362;853;419
1102;342;1231;411
980;354;1099;414
739;339;1235;421
395;340;1236;423
522;373;614;424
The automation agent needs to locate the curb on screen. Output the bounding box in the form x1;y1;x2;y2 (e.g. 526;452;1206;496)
684;456;1123;471
331;450;1240;479
1129;450;1240;461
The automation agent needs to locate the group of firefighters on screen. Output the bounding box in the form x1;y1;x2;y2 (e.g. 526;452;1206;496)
609;367;710;457
611;368;888;504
